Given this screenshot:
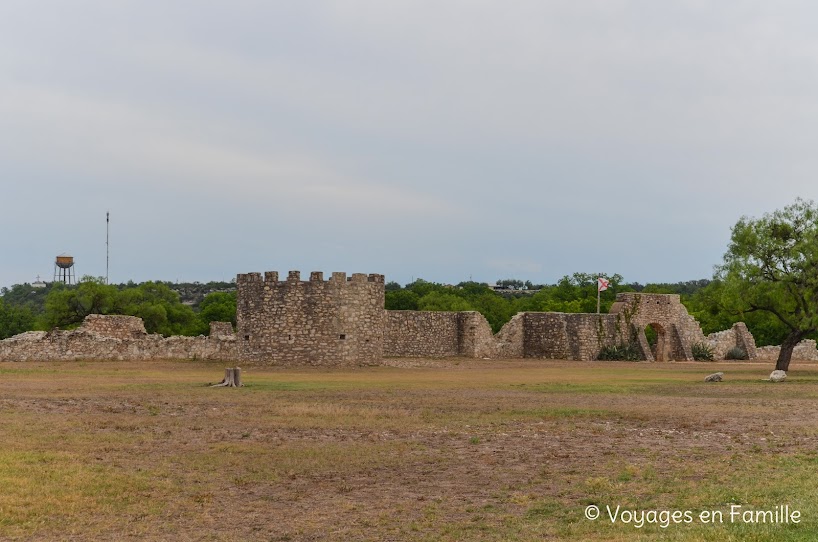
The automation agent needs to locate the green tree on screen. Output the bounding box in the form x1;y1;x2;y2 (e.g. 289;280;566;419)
471;293;516;332
0;283;52;315
417;292;474;312
117;282;204;336
685;280;788;345
384;281;403;292
718;198;818;371
405;279;446;298
0;298;35;339
43;277;118;328
199;292;237;328
542;272;625;314
385;290;420;310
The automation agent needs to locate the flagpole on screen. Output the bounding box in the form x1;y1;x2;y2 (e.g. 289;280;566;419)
597;283;601;314
106;211;110;285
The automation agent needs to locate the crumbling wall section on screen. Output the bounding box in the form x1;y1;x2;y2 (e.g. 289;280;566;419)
458;312;498;358
493;313;525;359
707;322;758;360
209;321;235;339
733;322;758;359
756;339;818;361
0;316;239;362
79;314;148;339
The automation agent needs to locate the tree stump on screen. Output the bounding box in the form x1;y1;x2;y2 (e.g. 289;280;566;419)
211;367;242;387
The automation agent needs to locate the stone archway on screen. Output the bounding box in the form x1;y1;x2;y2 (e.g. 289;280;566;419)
609;293;707;361
645;323;668;361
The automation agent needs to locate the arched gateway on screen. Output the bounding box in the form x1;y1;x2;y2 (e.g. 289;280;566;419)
608;293;706;361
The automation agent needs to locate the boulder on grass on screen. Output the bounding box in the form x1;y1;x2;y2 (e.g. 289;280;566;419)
769;370;787;383
704;372;724;382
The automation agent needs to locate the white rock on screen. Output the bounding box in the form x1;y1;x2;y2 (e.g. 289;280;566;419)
769;370;787;382
704;372;723;382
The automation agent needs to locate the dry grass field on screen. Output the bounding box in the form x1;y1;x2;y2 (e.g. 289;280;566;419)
2;358;818;541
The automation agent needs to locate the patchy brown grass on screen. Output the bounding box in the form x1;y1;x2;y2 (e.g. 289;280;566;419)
1;359;818;540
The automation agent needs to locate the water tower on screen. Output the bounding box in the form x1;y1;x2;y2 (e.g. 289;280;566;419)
54;253;76;284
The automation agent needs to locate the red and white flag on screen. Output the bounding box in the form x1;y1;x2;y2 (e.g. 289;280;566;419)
597;277;610;292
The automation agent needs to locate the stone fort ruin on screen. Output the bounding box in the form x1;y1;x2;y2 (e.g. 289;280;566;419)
0;269;774;364
236;271;385;365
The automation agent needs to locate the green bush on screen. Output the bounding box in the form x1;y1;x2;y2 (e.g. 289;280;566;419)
597;343;642;361
725;346;749;360
692;342;715;361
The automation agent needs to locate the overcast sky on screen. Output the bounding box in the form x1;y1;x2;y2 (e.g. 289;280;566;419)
2;1;817;288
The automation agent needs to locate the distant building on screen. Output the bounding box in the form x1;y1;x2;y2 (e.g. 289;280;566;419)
32;275;47;289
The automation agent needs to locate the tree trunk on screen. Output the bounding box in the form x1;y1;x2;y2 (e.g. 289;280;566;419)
776;330;809;372
210;367;242;388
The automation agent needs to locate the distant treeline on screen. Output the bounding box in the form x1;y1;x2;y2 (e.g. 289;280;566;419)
0;274;795;346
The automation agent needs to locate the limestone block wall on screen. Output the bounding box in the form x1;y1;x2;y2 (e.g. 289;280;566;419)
209;322;235;339
733;322;759;359
493;313;525;359
459;312;499;358
756;339;818;361
523;313;625;361
522;313;572;359
707;323;758;360
0;316;239;362
80;314;147;339
384;311;461;357
384;311;500;358
236;271;385;366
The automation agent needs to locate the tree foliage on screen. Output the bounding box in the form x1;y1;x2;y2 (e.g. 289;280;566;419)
717;198;818;371
199;292;237;327
384;290;420;310
44;277;117;328
34;277;230;336
115;281;206;336
0;298;35;340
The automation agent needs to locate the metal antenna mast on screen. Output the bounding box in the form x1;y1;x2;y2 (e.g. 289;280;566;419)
106;211;110;284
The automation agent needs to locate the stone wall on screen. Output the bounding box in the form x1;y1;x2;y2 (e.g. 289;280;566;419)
0;316;238;362
459;312;498;358
384;311;499;358
706;322;758;360
0;282;768;365
493;313;525;359
522;313;625;361
209;321;235;339
756;339;818;361
236;271;385;366
384;311;461;357
80;314;148;339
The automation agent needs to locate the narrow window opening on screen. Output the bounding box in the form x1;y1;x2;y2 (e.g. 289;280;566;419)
244;335;250;341
339;334;346;340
